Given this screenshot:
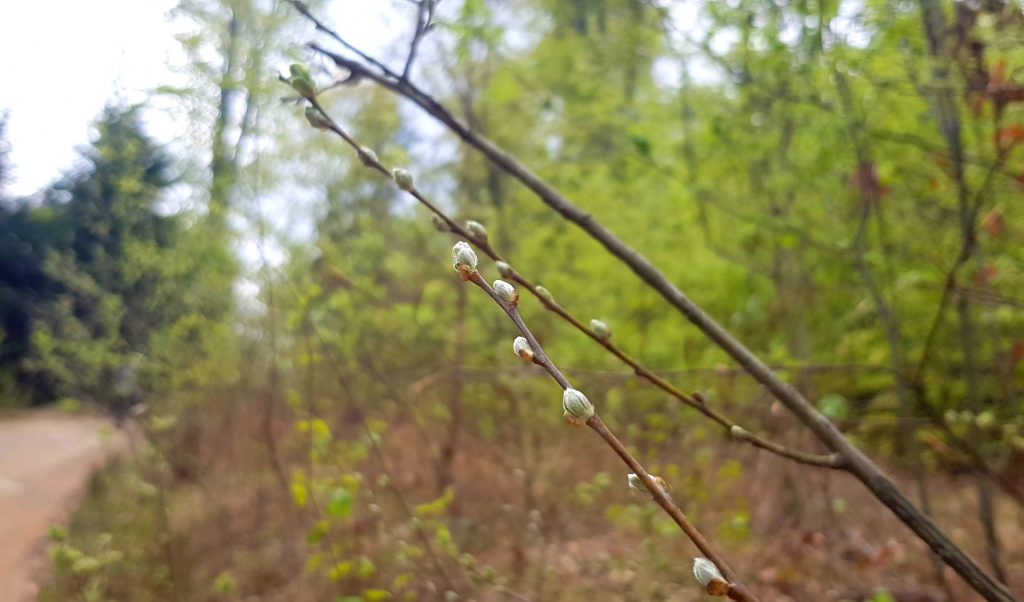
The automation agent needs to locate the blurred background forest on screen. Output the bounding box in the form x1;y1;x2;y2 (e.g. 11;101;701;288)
1;0;1023;600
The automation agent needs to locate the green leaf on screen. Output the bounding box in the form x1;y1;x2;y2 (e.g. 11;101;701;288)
818;393;849;421
327;487;353;518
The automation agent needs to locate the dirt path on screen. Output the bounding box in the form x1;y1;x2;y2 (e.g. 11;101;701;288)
0;410;125;602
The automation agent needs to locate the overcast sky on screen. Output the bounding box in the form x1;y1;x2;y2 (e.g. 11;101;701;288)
0;0;181;196
0;0;402;198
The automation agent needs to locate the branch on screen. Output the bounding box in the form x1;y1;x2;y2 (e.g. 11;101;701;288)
402;0;436;80
460;258;757;602
283;8;1015;599
299;97;841;470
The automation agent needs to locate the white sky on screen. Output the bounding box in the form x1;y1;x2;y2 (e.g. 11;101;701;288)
0;0;401;198
0;0;181;196
0;1;726;199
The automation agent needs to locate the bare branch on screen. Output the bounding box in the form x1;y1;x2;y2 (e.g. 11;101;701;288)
282;6;1016;597
300;96;841;470
465;271;758;602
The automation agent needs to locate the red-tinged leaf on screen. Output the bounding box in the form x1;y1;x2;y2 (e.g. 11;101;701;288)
972;263;997;285
981;205;1005;237
996;124;1024;149
971;92;986;116
850;161;886;201
1010;341;1024;367
992;59;1007;87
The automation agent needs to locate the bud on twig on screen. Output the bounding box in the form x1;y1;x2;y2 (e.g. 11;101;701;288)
431;214;450;232
590;319;611;341
693;557;729;596
393;168;414;191
493;280;519;306
466;220;489;243
452;241;478;280
513;337;534;363
496;261;513;278
289;63;311;80
729;425;749;440
288;63;316;100
358;146;378;167
562;388;594;426
304;106;331;130
535;285;554;305
627;473;668;495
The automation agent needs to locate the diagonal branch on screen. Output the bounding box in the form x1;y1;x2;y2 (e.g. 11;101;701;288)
464;268;757;602
300;96;841;469
284;9;1016;599
402;0;436;80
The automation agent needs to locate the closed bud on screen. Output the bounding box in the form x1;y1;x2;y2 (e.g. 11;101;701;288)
465;220;488;242
289;63;311;80
496;261;513;278
452;241;478;279
692;558;729;596
627;473;668;495
590;319;611;341
562;388;594;426
392;168;414;191
304;106;331;130
288;66;317;100
431;214;449;232
291;76;316;100
357;146;378;166
493;280;519;305
512;336;534;363
535;285;554;305
729;425;749;439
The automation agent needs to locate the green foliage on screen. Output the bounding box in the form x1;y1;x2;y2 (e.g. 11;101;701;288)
28;0;1024;599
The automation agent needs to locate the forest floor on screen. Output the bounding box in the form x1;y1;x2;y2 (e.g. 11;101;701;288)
0;409;125;602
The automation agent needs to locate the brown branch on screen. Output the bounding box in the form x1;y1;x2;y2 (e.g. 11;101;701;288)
466;271;757;602
300;97;840;470
285;15;1015;602
402;0;435;80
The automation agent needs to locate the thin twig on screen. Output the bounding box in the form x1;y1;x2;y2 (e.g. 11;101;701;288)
282;7;1016;598
300;97;841;469
466;271;757;602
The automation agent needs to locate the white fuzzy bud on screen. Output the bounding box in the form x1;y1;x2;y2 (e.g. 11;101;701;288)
535;285;554;305
431;214;449;232
358;146;378;166
496;261;513;278
692;557;729;596
627;473;668;495
493;280;519;305
729;425;749;439
562;388;594;426
452;241;478;279
590;319;611;341
392;168;414;191
466;220;489;242
513;336;534;363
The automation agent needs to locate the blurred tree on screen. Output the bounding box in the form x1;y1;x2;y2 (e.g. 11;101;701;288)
22;106;181;408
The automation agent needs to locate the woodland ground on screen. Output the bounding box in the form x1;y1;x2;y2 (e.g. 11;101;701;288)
35;402;1018;602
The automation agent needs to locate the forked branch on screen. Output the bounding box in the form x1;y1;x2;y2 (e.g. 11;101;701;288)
295;93;841;470
280;7;1018;598
454;244;757;602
